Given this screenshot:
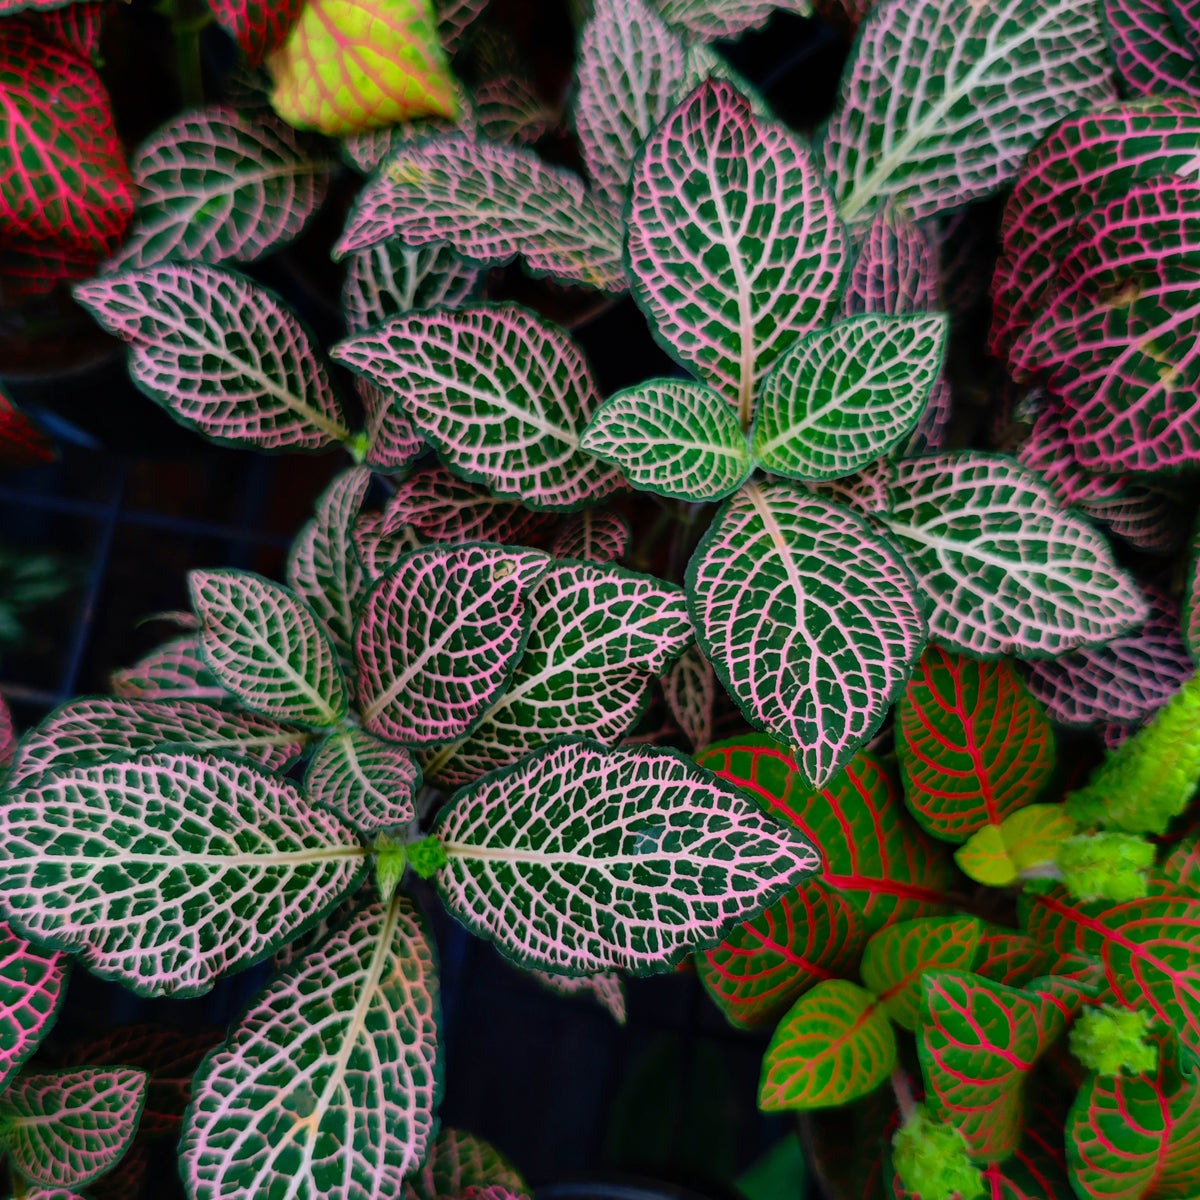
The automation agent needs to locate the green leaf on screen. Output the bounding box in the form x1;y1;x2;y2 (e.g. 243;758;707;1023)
190;569;348;726
580;380;751;503
751;314;947;481
434;738;821;974
954;805;1075;887
525;969;628;1025
664;642;716;751
403;1128;527;1200
181;895;441;1197
973;929;1053;989
687;480;927;787
550;511;631;565
306;728;420;834
860;916;983;1032
758;980;896;1111
341;242;479;336
0;752;367;997
109;636;226;703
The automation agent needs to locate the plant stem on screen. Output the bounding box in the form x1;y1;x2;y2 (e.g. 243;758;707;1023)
170;0;210;107
891;1068;917;1124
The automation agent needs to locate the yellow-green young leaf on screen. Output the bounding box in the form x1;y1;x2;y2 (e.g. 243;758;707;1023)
955;804;1075;887
758;979;896;1111
267;0;457;135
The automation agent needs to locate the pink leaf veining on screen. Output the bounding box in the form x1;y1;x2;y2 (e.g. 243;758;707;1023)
1106;0;1200;96
206;0;303;64
0;920;67;1093
550;510;630;564
109;636;227;702
306;728;420;833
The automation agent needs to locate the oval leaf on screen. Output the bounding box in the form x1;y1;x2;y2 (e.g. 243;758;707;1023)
434;739;821;975
664;642;716;751
0;752;367;996
305;728;419;834
404;1128;526;1200
550;511;630;565
955;804;1075;887
207;0;302;64
342;241;479;335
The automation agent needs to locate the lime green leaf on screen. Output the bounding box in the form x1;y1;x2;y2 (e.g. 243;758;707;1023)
954;805;1075;887
892;1106;984;1200
1069;1006;1158;1078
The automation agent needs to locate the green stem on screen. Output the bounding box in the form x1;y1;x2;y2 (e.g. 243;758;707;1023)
171;0;209;107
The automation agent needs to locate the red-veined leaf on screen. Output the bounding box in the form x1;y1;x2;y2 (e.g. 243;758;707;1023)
0;386;54;466
33;2;104;59
1106;0;1200;96
207;0;302;64
0;921;67;1094
974;929;1054;988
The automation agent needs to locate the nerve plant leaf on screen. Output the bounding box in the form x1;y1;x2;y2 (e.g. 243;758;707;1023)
360;380;424;471
627;80;847;421
206;0;302;65
435;739;821;974
758;980;896;1110
1106;0;1200;96
266;0;458;135
955;804;1075;888
0;1068;147;1190
0;752;367;996
108;106;332;271
751;313;947;480
0;922;67;1094
897;646;1056;843
404;1127;527;1200
190;570;348;726
526;970;628;1025
73;264;352;451
333;306;623;509
341;242;479;335
664;642;716;751
550;511;630;565
6;696;308;787
581;380;752;502
655;0;814;40
109;637;227;703
354;543;549;745
182;895;440;1199
823;0;1113;224
0;23;134;257
883;453;1146;657
687;480;926;788
423;560;692;785
334;137;625;291
306;728;420;834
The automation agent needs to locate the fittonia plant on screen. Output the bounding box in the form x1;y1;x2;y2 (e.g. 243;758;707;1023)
4;0;1200;1195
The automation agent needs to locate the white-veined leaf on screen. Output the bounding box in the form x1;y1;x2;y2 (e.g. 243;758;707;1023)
526;969;628;1024
434;738;821;974
581;379;752;502
0;1068;147;1190
0;752;367;997
7;696;308;787
73;264;352;451
0;921;68;1095
360;379;424;471
883;452;1148;657
106;106;333;271
626;79;847;423
473;75;556;145
424;560;693;785
191;570;348;726
306;729;420;835
334;136;625;292
353;513;422;583
109;636;227;703
287;468;371;662
751;313;947;481
687;479;926;787
181;895;439;1200
655;0;813;40
809;459;894;516
341;242;480;335
403;1127;526;1200
355;544;550;746
823;0;1113;224
550;511;631;564
664;641;717;751
332;305;625;509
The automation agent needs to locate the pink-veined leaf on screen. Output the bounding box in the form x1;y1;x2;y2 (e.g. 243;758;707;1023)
109;636;227;703
0;921;67;1094
974;929;1055;988
352;511;421;582
0;236;109;301
332;305;624;509
0;692;13;770
991;97;1200;359
896;646;1056;843
919;970;1068;1161
355;543;548;745
1188;523;1200;665
474;75;555;145
1025;583;1193;726
434;738;821;974
1106;0;1200;96
823;0;1113;225
360;379;424;471
883;452;1146;657
698;878;865;1030
73;264;352;451
433;0;487;52
265;0;457;135
0;1068;147;1190
404;1127;527;1200
664;642;716;751
0;23;134;256
181;894;440;1198
422;560;693;786
207;0;302;64
0;387;54;467
460;1188;530;1200
341;241;479;335
525;969;628;1025
340;82;476;175
0;752;368;997
1012;178;1200;473
33;2;104;59
696;736;956;935
287;467;371;662
1019;401;1128;508
306;728;420;834
758;980;896;1111
1069;1029;1200;1200
1080;484;1183;553
381;462;548;546
334;136;625;291
654;0;813;40
107;106;332;271
860;916;984;1032
626;79;847;422
191;569;348;726
687;480;926;788
6;696;307;787
1175;0;1200;57
550;511;630;564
